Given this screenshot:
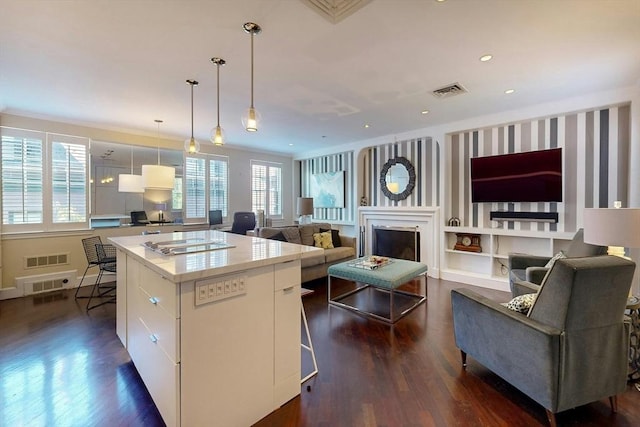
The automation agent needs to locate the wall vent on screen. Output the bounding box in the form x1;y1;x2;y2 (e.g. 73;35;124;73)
431;82;468;99
15;270;76;296
24;253;69;269
31;278;66;294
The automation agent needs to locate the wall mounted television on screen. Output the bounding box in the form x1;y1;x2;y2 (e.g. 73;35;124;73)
471;148;562;203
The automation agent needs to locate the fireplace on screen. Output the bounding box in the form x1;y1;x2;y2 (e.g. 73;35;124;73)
358;206;440;278
372;226;420;261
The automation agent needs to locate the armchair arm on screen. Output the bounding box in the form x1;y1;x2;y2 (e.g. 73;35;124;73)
451;288;561;411
525;266;549;285
511;279;541;297
508;253;550;270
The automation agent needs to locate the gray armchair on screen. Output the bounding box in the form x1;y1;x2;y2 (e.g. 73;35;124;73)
451;255;635;426
508;228;607;294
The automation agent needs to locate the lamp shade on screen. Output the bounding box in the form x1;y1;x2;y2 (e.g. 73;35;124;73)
296;197;314;216
142;165;175;190
118;174;144;193
154;203;167;211
583;208;640;248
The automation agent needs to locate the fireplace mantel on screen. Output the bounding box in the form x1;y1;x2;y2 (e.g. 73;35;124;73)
358;206;440;278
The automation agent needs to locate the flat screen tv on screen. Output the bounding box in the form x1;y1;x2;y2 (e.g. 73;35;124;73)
471;148;562;203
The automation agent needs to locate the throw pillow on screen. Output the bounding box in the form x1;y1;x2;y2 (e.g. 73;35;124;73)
502;293;537;314
544;250;566;269
320;228;342;247
281;228;302;244
313;231;334;249
270;231;287;242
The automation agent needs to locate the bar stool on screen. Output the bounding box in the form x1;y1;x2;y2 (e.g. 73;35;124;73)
301;288;318;387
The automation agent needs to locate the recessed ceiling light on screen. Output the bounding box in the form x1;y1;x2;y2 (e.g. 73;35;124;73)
421;110;430;115
288;143;293;146
364;124;370;128
504;89;515;94
479;54;493;62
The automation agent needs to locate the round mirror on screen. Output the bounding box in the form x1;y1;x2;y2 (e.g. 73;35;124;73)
379;157;416;201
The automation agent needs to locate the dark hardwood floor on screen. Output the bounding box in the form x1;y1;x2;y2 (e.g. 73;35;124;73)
1;278;639;426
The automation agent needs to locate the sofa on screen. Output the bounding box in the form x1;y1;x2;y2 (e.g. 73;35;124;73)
257;222;356;283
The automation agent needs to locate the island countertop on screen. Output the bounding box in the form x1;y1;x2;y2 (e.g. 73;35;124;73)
109;229;322;283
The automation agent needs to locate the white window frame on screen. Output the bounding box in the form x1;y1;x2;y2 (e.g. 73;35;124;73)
251;160;283;220
1;127;90;233
183;153;229;224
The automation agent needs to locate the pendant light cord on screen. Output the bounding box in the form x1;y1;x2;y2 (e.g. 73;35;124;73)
217;61;221;126
190;83;195;139
155;119;163;165
250;32;254;109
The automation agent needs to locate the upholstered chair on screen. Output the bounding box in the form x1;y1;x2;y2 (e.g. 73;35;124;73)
508;228;607;295
452;255;635;426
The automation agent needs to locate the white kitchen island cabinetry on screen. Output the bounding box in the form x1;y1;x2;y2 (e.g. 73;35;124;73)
110;230;321;427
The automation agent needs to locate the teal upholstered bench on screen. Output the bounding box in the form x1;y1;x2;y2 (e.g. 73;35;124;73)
327;257;428;323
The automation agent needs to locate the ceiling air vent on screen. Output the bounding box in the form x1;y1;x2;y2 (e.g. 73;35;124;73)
432;83;468;99
300;0;373;24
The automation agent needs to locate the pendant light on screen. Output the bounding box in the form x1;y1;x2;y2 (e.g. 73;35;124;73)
118;146;144;193
210;57;226;146
142;119;175;190
184;79;201;154
242;22;261;132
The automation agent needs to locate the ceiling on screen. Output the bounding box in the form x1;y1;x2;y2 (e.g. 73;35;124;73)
1;0;639;156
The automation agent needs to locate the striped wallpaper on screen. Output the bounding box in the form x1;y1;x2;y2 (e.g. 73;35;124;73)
446;104;631;232
366;137;440;208
299;151;355;222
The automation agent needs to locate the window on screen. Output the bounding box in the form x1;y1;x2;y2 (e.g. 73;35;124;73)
209;158;228;217
172;177;183;211
251;160;282;219
1;127;89;232
183;154;228;223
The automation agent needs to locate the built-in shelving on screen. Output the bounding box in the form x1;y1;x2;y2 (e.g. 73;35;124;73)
441;226;575;292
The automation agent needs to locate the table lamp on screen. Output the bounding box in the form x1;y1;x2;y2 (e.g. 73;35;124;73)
584;205;640;295
297;197;314;225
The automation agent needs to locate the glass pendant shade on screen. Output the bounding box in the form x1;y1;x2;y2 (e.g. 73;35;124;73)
242;107;260;132
142;165;175;190
184;137;201;154
210;125;225;146
118;174;144;193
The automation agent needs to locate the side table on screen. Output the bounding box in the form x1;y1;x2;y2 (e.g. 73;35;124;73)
626;295;640;383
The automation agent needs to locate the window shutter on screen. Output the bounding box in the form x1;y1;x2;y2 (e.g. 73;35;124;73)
1;129;44;228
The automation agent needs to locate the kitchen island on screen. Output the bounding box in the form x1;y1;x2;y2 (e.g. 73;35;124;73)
109;230;322;427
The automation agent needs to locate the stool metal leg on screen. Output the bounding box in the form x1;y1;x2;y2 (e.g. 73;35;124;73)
301;288;318;385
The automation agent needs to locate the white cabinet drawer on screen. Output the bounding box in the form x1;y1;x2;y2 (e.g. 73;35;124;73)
274;259;301;291
137;285;180;363
128;316;180;427
139;265;180;318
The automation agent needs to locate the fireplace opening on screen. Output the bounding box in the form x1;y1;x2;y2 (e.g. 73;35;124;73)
372;226;420;262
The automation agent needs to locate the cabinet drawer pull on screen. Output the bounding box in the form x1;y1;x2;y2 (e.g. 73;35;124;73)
149;296;159;305
283;286;294;292
149;334;158;343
